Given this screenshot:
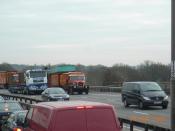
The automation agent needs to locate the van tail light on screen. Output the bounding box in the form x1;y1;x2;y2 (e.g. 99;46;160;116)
13;127;23;131
76;106;94;109
85;106;93;109
76;106;85;109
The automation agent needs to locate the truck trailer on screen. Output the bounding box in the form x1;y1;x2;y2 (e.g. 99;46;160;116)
0;71;21;89
48;65;89;94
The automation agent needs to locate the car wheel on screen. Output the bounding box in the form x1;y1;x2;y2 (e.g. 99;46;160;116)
139;101;144;109
124;99;129;107
162;105;168;109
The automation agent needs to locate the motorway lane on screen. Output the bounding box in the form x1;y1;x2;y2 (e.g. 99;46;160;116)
0;89;170;130
71;92;170;129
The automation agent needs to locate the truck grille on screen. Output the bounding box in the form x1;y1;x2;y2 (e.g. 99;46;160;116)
78;82;83;86
33;79;44;83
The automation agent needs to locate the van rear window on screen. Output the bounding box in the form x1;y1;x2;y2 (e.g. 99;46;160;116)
32;107;51;129
86;108;117;131
54;109;86;131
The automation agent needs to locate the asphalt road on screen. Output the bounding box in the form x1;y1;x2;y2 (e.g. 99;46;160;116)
0;89;170;130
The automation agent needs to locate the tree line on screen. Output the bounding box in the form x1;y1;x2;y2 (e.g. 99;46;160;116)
0;61;170;86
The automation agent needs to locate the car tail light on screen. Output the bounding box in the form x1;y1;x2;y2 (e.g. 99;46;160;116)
13;128;23;131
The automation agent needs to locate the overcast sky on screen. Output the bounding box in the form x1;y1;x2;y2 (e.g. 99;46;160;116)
0;0;171;66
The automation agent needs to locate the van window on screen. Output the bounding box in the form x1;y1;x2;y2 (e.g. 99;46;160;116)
54;109;86;131
139;82;162;92
123;83;133;91
132;84;140;93
32;107;51;129
86;108;118;131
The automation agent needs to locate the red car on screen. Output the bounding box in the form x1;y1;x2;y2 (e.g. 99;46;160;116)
17;101;122;131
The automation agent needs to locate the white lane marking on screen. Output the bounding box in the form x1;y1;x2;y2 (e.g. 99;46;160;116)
123;125;143;131
133;111;149;115
90;92;121;97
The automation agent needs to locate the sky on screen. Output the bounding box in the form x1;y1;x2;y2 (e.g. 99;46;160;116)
0;0;171;66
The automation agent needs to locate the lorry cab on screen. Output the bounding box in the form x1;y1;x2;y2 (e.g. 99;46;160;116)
21;101;121;131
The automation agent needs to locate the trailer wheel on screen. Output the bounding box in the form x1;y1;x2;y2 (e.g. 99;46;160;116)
69;88;74;95
85;90;89;94
26;89;30;95
78;91;82;94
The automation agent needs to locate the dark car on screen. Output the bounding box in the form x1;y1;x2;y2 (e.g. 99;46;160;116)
1;110;27;131
41;87;70;101
0;101;23;130
121;81;169;109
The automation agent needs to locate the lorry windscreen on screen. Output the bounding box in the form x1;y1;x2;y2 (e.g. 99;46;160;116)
30;71;46;78
70;76;85;81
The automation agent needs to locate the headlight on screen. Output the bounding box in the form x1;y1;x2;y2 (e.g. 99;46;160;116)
164;96;168;100
142;96;150;100
49;95;54;98
66;95;70;98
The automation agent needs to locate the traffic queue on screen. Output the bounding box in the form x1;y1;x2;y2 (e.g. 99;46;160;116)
0;91;122;131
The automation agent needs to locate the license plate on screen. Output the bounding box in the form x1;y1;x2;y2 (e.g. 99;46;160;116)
154;101;162;104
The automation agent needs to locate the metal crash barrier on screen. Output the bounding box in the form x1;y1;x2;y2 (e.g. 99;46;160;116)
119;118;170;131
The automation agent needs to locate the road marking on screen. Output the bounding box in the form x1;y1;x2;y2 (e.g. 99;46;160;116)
133;111;149;115
123;125;143;131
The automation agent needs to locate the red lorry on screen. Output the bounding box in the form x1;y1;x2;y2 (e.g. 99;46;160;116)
48;65;89;94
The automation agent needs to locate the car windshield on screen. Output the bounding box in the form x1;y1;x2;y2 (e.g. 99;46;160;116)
0;96;4;101
0;102;22;112
140;82;162;92
30;71;46;78
70;76;85;81
48;88;66;94
16;111;27;123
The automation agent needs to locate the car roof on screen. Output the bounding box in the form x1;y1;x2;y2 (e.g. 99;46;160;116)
33;101;112;110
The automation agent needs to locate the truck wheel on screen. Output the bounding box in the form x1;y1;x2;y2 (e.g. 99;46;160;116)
162;104;168;109
69;88;74;95
78;91;82;94
85;91;88;94
26;90;30;95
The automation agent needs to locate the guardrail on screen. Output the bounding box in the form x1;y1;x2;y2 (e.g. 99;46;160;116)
0;93;171;131
0;93;42;104
90;82;170;94
119;118;170;131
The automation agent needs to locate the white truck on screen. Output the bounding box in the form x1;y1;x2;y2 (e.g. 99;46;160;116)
23;69;48;94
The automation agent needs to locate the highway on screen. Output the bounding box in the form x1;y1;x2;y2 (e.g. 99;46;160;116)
0;89;170;131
